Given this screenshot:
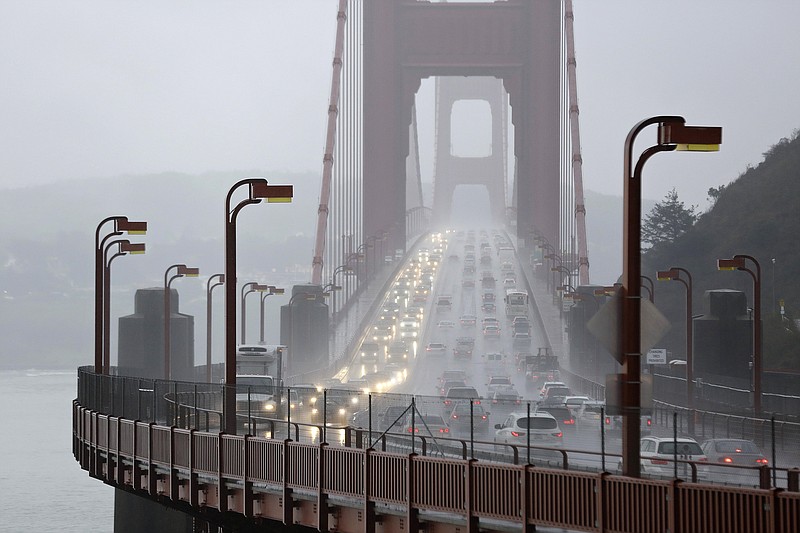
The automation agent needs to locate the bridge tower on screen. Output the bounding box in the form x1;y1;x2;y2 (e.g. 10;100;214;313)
363;0;561;249
432;76;508;224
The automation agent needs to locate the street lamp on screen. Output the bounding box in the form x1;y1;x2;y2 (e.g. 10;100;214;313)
551;265;574;294
102;240;145;375
657;267;695;434
260;286;285;344
224;178;293;433
241;282;271;344
621;116;721;477
717;255;762;415
331;264;355;318
206;273;225;383
94;216;147;374
164;264;200;380
355;241;373;289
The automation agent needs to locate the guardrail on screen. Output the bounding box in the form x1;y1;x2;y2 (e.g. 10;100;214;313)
73;398;800;533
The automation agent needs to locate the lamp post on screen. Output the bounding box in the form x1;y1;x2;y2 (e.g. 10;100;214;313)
657;267;695;434
331;263;355;319
241;282;271;344
224;178;293;433
103;240;145;375
206;273;225;383
95;216;147;374
621;116;721;477
355;241;373;290
260;286;285;344
551;265;574;294
641;275;655;303
718;255;762;415
164;264;199;380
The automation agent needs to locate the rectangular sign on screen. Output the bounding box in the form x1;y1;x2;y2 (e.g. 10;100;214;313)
646;348;667;365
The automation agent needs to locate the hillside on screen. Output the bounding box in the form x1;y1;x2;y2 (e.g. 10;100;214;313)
643;130;800;369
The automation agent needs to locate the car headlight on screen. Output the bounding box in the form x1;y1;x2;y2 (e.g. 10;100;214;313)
350;397;359;405
312;408;319;415
338;408;346;416
264;403;275;412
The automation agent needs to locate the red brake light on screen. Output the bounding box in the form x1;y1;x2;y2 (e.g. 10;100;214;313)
442;428;449;433
510;431;521;437
756;458;769;464
650;459;669;465
474;400;480;405
481;415;487;420
723;457;733;463
564;419;575;425
605;417;611;424
452;414;458;419
554;432;563;438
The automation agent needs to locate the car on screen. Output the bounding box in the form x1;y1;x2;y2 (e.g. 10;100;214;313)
436;295;453;310
576;401;605;427
439;369;468;383
503;278;516;288
562;395;592;410
386;341;410;363
375;405;409;432
372;324;394;343
494;412;563;448
486;375;514;394
481;302;496;313
425;342;447;356
437;320;456;329
399;319;419;339
443;386;482;409
540;385;572;404
438;379;468;397
537;406;576;431
700;438;769;481
483;324;501;338
447;402;491;433
459;314;477;327
359;342;381;363
482;291;496;303
453;337;475;359
619;437;709;480
462;278;476;288
490;388;523;408
403;413;450;436
539;381;568;398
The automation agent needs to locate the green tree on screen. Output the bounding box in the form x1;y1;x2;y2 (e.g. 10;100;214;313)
641;188;697;249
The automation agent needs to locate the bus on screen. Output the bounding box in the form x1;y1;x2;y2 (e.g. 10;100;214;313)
504;289;529;318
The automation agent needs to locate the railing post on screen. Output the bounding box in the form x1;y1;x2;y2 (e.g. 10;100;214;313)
218;432;228;512
282;439;294;525
169;425;178;500
317;442;329;532
407;453;419;533
522;465;533;532
147;422;157;496
364;447;376;533
189;428;198;508
667;478;681;533
465;459;479;533
243;434;253;517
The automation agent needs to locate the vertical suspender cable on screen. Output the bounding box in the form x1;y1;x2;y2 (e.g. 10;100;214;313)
565;0;590;285
312;0;349;285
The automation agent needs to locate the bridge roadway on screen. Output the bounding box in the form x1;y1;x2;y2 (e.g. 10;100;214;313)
73;227;800;532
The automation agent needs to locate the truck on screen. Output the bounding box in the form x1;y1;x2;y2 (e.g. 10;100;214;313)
523;347;560;390
453;337;475;359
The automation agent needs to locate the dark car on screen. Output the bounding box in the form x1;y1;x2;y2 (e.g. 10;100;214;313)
537;406;576;432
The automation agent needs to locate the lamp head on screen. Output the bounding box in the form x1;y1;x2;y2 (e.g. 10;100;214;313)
251;180;294;203
658;122;722;152
657;269;679;281
177;266;200;277
120;242;146;255
117;219;148;235
717;258;745;271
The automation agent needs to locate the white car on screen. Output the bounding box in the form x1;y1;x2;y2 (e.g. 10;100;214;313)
618;436;709;480
437;320;456;329
494;412;563;448
425;342;447;356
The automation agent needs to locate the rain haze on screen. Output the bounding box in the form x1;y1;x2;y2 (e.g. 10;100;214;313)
1;0;799;209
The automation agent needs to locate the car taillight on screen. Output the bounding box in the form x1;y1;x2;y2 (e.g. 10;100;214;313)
442;428;449;433
510;431;521;437
605;417;611;424
481;415;487;420
451;414;458;419
723;457;733;463
474;400;480;405
756;458;769;464
647;419;652;426
444;400;451;405
492;399;498;404
650;459;669;465
554;432;563;438
698;457;707;462
564;419;575;425
407;428;419;433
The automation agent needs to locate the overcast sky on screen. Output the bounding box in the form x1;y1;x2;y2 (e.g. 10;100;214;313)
1;1;799;210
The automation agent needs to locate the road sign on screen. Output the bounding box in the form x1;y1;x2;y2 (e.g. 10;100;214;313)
646;348;667;365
